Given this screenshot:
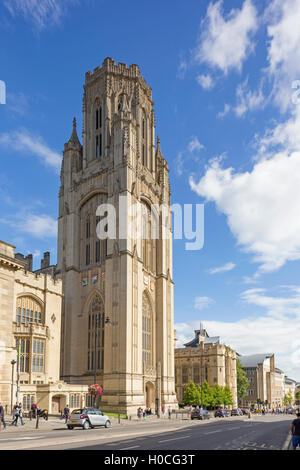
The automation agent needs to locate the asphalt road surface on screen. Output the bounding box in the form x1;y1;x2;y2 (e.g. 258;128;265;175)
0;415;293;450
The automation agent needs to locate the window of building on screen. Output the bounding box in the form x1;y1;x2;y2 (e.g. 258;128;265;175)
16;296;44;326
32;339;45;373
86;244;90;266
182;367;188;384
16;338;30;373
70;394;80;408
87;295;105;372
193;367;200;384
142;292;152;366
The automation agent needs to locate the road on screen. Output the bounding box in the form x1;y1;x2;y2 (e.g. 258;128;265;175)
0;414;293;450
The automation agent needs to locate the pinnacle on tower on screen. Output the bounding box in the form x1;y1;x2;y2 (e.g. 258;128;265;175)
68;117;81;146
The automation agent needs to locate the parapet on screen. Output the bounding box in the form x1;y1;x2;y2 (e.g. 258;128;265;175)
85;57;152;100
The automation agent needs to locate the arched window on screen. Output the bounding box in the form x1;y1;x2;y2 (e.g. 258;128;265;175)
87;294;105;372
142;292;152;367
16;296;44;326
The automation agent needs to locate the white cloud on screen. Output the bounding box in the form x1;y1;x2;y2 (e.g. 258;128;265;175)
0;129;61;172
7;92;30;116
0;213;57;239
177;60;188;80
196;73;214;90
194;0;258;75
208;262;236;274
4;0;78;31
264;0;300;112
187;136;204;153
217;103;231;119
234;78;265;117
190;148;300;273
175;136;204;175
176;285;300;380
194;296;215;311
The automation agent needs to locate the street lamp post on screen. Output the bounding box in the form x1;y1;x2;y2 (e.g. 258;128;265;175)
10;360;16;413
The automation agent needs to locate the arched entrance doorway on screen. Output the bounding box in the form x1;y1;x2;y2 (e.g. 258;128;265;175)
51;394;66;415
145;382;155;410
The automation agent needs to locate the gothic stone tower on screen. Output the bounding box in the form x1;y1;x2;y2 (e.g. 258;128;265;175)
57;58;178;414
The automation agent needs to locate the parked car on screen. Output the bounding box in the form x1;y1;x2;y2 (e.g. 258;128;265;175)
241;408;250;415
67;408;111;430
191;409;210;420
223;410;230;417
231;408;243;416
214;410;225;418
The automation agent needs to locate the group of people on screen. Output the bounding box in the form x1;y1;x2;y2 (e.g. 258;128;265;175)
0;401;40;430
137;406;172;421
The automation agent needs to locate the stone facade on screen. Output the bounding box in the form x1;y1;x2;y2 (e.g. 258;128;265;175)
57;58;178;415
240;354;286;409
0;240;88;414
175;329;237;407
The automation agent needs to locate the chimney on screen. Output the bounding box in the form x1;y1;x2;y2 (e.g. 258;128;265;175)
41;251;50;269
24;254;33;271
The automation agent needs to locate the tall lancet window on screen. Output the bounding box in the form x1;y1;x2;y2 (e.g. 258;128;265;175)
95;103;103;159
141;112;147;167
142;292;152;367
87;295;105;372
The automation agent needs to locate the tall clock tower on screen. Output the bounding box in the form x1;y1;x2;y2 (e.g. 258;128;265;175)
57;58;178;414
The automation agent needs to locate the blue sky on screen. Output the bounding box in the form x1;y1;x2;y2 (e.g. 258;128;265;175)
1;0;300;380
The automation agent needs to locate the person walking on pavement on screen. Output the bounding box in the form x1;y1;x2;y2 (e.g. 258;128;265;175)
18;403;24;425
291;412;300;450
64;404;70;424
168;406;171;419
0;403;6;430
11;403;19;426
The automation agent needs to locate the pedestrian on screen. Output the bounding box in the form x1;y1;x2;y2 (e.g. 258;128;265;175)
162;406;165;418
0;403;6;430
64;404;70;424
11;403;19;426
18;403;24;425
291;412;300;450
143;409;146;421
168;406;171;419
31;402;37;419
137;407;142;422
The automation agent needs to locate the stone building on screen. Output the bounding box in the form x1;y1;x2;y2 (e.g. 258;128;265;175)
57;58;178;415
175;329;237;407
0;240;88;414
284;376;297;406
239;353;285;409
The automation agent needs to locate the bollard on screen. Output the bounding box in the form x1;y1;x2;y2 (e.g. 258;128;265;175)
118;413;120;424
36;413;39;429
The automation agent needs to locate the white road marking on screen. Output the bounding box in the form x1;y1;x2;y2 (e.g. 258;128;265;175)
158;435;191;443
0;436;44;442
205;430;222;434
120;445;140;450
226;427;241;430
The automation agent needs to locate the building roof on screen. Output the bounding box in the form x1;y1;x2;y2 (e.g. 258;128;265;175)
184;329;220;348
239;353;274;367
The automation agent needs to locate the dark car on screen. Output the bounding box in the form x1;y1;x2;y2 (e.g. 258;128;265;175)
214;410;225;418
191;410;210;420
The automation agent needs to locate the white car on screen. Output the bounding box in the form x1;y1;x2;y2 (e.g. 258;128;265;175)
67;407;111;430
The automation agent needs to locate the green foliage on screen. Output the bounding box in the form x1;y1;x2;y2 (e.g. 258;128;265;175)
198;381;214;408
223;385;234;405
236;359;249;399
284;391;293;406
296;391;300;400
212;383;224;407
183;382;199;406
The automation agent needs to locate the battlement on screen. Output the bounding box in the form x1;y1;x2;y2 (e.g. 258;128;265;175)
15;269;62;296
85;57;152;99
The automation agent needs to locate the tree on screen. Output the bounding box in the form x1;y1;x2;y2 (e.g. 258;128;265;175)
212;383;225;408
284;390;293;406
236;359;249;400
183;382;199;406
223;386;233;406
198;381;214;408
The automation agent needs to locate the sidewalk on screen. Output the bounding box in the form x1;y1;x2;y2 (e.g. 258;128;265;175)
0;413;209;434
